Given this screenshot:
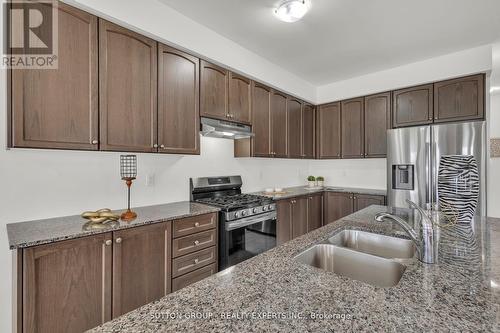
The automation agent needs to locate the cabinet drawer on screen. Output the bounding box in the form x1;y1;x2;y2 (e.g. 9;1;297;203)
172;246;216;278
172;263;217;292
172;229;216;258
173;213;217;238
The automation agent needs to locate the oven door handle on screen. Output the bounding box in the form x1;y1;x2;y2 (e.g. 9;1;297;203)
225;213;277;231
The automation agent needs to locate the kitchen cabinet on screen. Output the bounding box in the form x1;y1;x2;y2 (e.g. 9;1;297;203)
307;193;323;232
271;91;288;158
325;192;354;224
172;263;218;292
291;197;308;239
302;104;316;159
99;20;157;152
341;97;364;158
364;92;391;158
157;44;200;154
22;234;112;333
276;199;292;245
354;194;386;211
228;72;252;124
434;74;484;122
112;222;171;318
200;60;229;121
287;97;303;158
11;3;98;150
251;82;272;157
317;102;341;159
392;84;434;128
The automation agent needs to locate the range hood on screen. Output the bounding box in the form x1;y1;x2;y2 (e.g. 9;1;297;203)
200;117;254;139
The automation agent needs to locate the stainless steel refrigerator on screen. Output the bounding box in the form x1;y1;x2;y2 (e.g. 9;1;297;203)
387;121;486;217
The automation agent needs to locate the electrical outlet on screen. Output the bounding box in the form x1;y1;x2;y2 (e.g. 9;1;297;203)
146;174;155;187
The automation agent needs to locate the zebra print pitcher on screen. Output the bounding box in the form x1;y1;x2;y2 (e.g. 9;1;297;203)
437;155;479;224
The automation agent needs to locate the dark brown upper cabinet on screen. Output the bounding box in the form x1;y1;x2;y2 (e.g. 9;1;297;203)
434;74;484;122
271;91;288;158
341;97;364;158
99;20;157;152
112;222;171;318
228;73;252;124
364;92;391;158
317;102;341;159
287;97;303;158
22;233;112;333
11;3;98;150
302;104;315;159
157;45;200;155
392;84;433;128
200;60;229;121
251;82;272;157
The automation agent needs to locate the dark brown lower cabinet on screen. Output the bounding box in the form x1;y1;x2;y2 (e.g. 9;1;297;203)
112;222;171;318
22;234;112;333
276;199;292;245
291;197;308;239
354;194;386;211
325;192;386;224
307;193;323;232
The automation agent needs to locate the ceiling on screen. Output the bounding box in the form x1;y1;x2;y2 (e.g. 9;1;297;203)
158;0;500;85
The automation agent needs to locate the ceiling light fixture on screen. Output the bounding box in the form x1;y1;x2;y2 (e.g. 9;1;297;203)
274;0;311;23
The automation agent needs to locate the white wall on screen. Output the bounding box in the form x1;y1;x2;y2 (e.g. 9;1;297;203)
317;44;492;103
488;42;500;217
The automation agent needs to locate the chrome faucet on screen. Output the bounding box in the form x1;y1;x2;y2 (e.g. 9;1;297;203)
374;200;438;264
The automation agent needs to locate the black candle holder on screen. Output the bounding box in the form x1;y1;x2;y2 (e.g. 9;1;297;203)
120;155;137;221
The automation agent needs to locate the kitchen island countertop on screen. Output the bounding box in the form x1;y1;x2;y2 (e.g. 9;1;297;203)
253;185;386;200
88;205;500;332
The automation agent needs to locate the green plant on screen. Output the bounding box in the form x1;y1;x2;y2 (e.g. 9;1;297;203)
307;176;316;181
316;176;324;181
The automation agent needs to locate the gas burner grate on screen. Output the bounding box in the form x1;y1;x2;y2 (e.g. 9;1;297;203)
196;194;272;211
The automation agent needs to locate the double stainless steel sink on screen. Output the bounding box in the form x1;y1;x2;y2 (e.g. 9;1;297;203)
295;230;416;287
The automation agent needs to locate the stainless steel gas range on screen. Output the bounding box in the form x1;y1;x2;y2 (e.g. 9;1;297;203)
190;176;277;271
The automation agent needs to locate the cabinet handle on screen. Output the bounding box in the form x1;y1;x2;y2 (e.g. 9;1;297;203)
153;143;158;148
309;197;313;200
353;196;357;200
115;237;122;244
91;139;98;145
194;222;200;227
160;144;165;149
105;240;112;246
194;258;199;264
194;240;200;246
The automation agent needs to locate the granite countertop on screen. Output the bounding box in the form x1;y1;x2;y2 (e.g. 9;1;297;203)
88;205;500;332
255;185;387;200
6;202;219;249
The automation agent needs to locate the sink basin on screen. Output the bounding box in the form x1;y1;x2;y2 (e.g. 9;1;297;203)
295;244;406;287
328;230;415;259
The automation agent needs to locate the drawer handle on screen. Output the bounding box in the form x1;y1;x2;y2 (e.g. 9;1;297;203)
105;240;112;246
194;222;200;227
194;240;200;246
194;258;199;264
115;237;122;244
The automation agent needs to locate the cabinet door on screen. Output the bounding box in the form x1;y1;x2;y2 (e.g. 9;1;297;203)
228;73;252;124
325;192;354;224
341;97;364;158
392;84;433;128
287;98;303;158
434;74;484;122
291;197;308;238
271;91;288;158
251;82;272;157
112;222;171;318
276;200;292;245
307;194;323;232
200;60;228;121
302;104;315;159
354;194;386;211
11;3;98;150
317;102;341;159
99;20;157;152
158;44;200;154
23;234;112;333
364;92;391;158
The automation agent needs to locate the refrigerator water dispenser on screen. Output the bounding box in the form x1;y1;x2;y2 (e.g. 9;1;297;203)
392;165;414;190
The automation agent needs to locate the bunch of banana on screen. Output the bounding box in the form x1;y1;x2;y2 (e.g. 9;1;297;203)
81;208;120;224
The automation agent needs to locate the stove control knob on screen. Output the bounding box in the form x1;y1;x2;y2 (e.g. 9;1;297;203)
241;211;247;216
253;208;258;213
268;205;273;210
263;206;268;211
234;212;239;218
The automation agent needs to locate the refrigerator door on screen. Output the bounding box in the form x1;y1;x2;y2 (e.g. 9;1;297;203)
387;126;431;209
431;121;486;216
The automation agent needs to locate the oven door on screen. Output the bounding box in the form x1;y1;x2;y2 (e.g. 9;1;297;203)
220;212;277;270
